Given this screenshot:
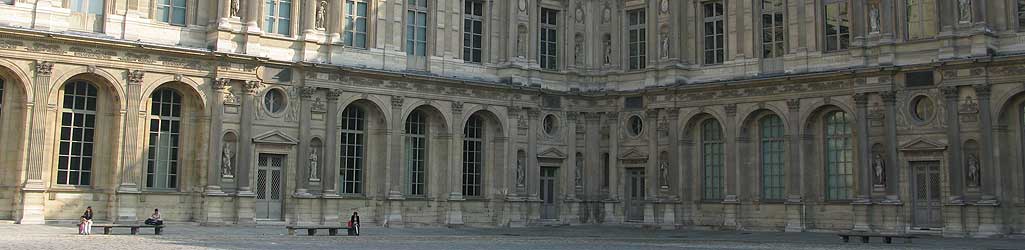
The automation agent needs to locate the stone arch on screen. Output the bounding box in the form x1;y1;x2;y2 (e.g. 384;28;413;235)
994;90;1025;201
400;101;451;133
0;59;33;103
0;59;32;197
339;96;390;130
461;105;507;138
800;100;856;134
48;67;126;111
140;76;210;114
801;103;860;201
680;109;728;140
737;108;788;201
139;82;210;192
738;106;789;139
336;97;388;196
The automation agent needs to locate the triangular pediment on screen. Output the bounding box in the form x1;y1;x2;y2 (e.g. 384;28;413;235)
537;147;567;159
618;148;649;160
252;130;299;145
899;137;946;151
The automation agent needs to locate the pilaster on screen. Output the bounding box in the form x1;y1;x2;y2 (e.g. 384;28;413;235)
881;91;900;201
17;61;53;225
322;89;342;195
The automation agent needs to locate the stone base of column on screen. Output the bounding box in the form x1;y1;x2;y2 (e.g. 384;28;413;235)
784;196;804;232
643;202;656;225
943;202;966;237
659;202;677;230
235;193;256;225
383;200;404;228
602;200;619;224
721;196;739;229
974;202;1003;238
878;201;902;234
115;193;140;223
201;193;226;225
321;198;340;226
504;198;527;228
852;198;872;232
446;201;464;226
561;199;581;225
16;190;45;225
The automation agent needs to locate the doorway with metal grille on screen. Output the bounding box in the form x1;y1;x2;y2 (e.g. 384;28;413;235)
255;154;285;221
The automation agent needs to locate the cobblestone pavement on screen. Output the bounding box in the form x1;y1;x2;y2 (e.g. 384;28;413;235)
0;223;1021;250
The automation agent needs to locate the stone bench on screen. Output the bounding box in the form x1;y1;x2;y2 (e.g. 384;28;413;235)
286;226;351;236
87;224;165;235
838;233;916;244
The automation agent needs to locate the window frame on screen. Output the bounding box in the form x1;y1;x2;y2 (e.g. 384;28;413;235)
758;114;785;201
265;0;294;36
1018;0;1025;31
56;80;99;187
405;109;428;197
462;114;485;197
702;1;726;65
155;0;188;26
822;0;850;53
463;0;485;64
406;0;429;57
760;0;786;58
145;88;183;191
701;118;724;201
824;111;854;201
344;0;370;48
905;0;938;40
627;8;647;70
539;7;559;71
340;106;366;195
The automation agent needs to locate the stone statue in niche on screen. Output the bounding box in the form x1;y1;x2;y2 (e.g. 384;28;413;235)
660;33;670;59
659;160;669;187
221;144;235;177
574;158;583;187
516;25;527;58
868;4;880;33
315;1;327;30
872;153;886;186
957;0;971;23
574;36;584;65
516;156;525;186
602;7;611;24
230;0;240;17
660;0;669;14
966;153;980;187
309;148;320;181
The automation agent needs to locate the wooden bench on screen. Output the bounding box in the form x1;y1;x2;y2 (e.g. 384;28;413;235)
88;224;165;235
838;233;916;244
286;226;350;236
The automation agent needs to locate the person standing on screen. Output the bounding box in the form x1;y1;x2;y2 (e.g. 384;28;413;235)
145;209;163;225
80;207;94;235
347;211;360;236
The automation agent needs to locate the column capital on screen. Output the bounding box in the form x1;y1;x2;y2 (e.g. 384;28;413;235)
973;84;991;98
325;88;343;101
391;96;404;109
527;108;542;119
127;70;145;85
941;86;960;100
452;101;464;114
724;104;737;117
214;78;231;90
34;61;53;77
566;111;579;121
880;91;897;103
853;92;869;106
584;112;602;122
644;108;659;118
300;86;318;99
243;80;264;95
786;99;800;113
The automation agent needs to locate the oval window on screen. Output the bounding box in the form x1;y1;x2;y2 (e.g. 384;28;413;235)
629;115;643;136
264;89;287;114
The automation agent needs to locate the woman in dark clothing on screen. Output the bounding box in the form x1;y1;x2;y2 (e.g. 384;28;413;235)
80;207;94;235
348;212;360;236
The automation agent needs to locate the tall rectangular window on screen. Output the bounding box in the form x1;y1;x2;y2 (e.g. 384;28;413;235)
266;0;292;36
405;110;427;196
703;1;725;64
906;0;937;40
823;0;849;52
462;115;484;197
146;89;182;190
539;8;558;70
463;0;484;63
702;119;724;200
627;9;646;70
760;115;785;200
344;0;369;48
825;111;853;200
602;153;610;188
69;0;105;32
340;107;365;195
761;0;785;58
156;0;187;26
1018;0;1025;29
57;81;97;186
407;0;428;57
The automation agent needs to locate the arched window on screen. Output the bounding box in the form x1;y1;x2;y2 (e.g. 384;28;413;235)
57;81;98;186
759;115;785;200
146;88;182;190
824;111;853;200
405;110;427;196
340;106;365;194
701;119;724;200
462;114;484;197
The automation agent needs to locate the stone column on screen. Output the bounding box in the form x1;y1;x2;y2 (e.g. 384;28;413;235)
17;61;54;224
245;0;262;32
202;78;230;225
644;109;658;200
238;81;262;194
852;93;871;232
296;86;316;196
881;91;900;201
328;0;343;41
722;104;739;228
447;101;466;225
974;85;995;200
113;70;145;223
384;95;404;227
604;112;621;223
942;87;964;201
527;109;541;199
322;89;342;195
303;0;318;35
783;98;804;232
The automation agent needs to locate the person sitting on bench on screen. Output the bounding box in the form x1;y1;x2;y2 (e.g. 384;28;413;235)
144;209;163;226
347;211;360;236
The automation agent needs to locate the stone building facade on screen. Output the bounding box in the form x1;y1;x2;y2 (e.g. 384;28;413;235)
0;0;1024;238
